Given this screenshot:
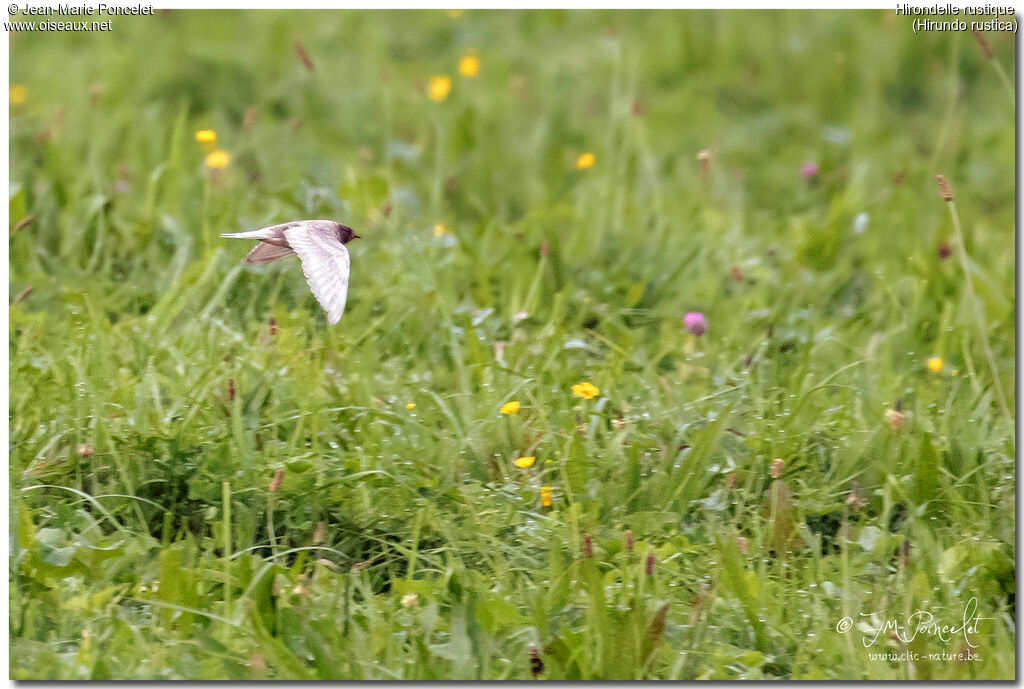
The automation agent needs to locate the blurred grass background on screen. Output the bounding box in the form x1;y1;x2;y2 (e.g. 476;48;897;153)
9;9;1015;679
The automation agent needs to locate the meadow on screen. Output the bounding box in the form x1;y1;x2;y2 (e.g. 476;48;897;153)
8;9;1015;680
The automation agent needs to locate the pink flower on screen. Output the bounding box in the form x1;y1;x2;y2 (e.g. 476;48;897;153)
683;311;707;336
800;161;819;179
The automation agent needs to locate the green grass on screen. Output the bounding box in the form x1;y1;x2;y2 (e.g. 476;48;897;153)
9;9;1015;680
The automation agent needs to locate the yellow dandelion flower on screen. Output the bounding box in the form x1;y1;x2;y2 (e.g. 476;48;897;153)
926;356;943;373
427;75;452;102
513;456;536;468
205;150;231;170
459;53;480;78
576;152;595;170
433;224;449;237
195;129;217;154
9;84;26;105
500;400;520;415
540;485;552;507
406;402;416;410
571;382;600;400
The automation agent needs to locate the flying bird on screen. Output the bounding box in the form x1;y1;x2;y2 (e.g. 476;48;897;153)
222;219;360;325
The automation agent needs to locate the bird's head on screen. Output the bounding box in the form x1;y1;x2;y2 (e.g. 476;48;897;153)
337;224;361;244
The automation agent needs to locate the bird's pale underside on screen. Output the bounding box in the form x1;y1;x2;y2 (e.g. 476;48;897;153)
222;220;357;325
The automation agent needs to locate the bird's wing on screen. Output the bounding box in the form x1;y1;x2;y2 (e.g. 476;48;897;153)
244;243;296;264
283;222;350;325
221;220;308;241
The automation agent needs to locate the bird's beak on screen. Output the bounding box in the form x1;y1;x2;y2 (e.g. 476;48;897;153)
353;234;361;240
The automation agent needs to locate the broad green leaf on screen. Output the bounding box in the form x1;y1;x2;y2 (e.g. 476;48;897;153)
35;528;76;567
475;597;525;633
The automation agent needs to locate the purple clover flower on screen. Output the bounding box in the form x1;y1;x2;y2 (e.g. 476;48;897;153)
800;161;819;179
684;311;707;336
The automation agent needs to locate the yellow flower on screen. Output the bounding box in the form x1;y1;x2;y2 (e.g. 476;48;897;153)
401;592;418;608
571;382;600;400
427;75;452;102
406;402;416;409
459;53;480;78
448;9;463;17
576;152;595;170
195;129;217;154
513;456;536;468
540;485;552;507
926;356;943;373
500;400;520;415
433;224;449;237
9;84;26;105
205;150;231;170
